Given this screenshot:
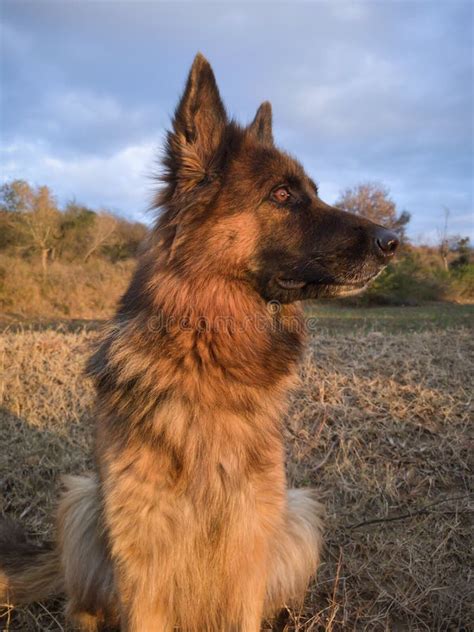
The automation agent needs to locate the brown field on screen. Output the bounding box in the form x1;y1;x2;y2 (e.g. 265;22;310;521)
0;309;472;630
0;255;135;320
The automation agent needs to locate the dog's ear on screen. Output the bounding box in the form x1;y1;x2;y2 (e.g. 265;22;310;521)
248;101;273;145
165;53;227;191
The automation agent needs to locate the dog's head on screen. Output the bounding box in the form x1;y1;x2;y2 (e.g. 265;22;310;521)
156;54;398;303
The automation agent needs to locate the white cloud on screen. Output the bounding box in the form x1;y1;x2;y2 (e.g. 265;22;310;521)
289;53;411;141
1;137;163;222
45;91;155;132
48;92;124;127
14;90;163;156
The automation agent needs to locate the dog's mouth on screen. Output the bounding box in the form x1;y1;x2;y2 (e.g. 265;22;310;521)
275;272;382;296
276;278;308;290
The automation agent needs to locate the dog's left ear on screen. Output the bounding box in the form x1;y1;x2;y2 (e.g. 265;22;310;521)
165;53;228;191
248;101;273;145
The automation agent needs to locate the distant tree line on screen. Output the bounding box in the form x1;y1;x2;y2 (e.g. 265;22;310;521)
0;180;148;273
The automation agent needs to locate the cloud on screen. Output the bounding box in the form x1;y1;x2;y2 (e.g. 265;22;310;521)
1;138;161;222
0;0;472;242
3;88;163;157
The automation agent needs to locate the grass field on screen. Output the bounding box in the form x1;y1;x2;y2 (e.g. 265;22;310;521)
306;302;474;332
0;304;472;630
1;302;473;334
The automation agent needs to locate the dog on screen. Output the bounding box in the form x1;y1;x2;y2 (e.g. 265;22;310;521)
0;53;398;631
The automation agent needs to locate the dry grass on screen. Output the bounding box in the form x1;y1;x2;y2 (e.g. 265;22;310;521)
0;255;134;319
0;320;472;631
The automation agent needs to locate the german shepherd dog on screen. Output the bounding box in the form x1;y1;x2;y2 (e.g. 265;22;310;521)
0;54;398;631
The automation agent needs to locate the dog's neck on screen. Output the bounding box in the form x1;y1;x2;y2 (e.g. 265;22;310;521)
118;241;306;376
89;251;306;444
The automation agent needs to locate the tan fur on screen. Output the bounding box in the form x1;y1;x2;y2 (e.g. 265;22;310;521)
86;274;322;631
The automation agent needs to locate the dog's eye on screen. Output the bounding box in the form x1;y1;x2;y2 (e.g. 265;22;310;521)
271;187;291;204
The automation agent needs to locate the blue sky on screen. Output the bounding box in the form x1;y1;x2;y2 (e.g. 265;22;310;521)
1;0;472;242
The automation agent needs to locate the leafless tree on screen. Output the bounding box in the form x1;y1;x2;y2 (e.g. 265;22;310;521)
335;182;410;242
83;212;118;262
437;207;451;271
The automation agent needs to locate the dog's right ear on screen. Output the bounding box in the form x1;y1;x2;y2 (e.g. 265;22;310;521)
165;53;228;192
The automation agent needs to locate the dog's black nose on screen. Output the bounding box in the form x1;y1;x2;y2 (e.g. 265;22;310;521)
374;227;399;259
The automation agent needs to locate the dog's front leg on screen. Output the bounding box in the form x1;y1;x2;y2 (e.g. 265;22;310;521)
116;571;174;632
101;467;176;631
